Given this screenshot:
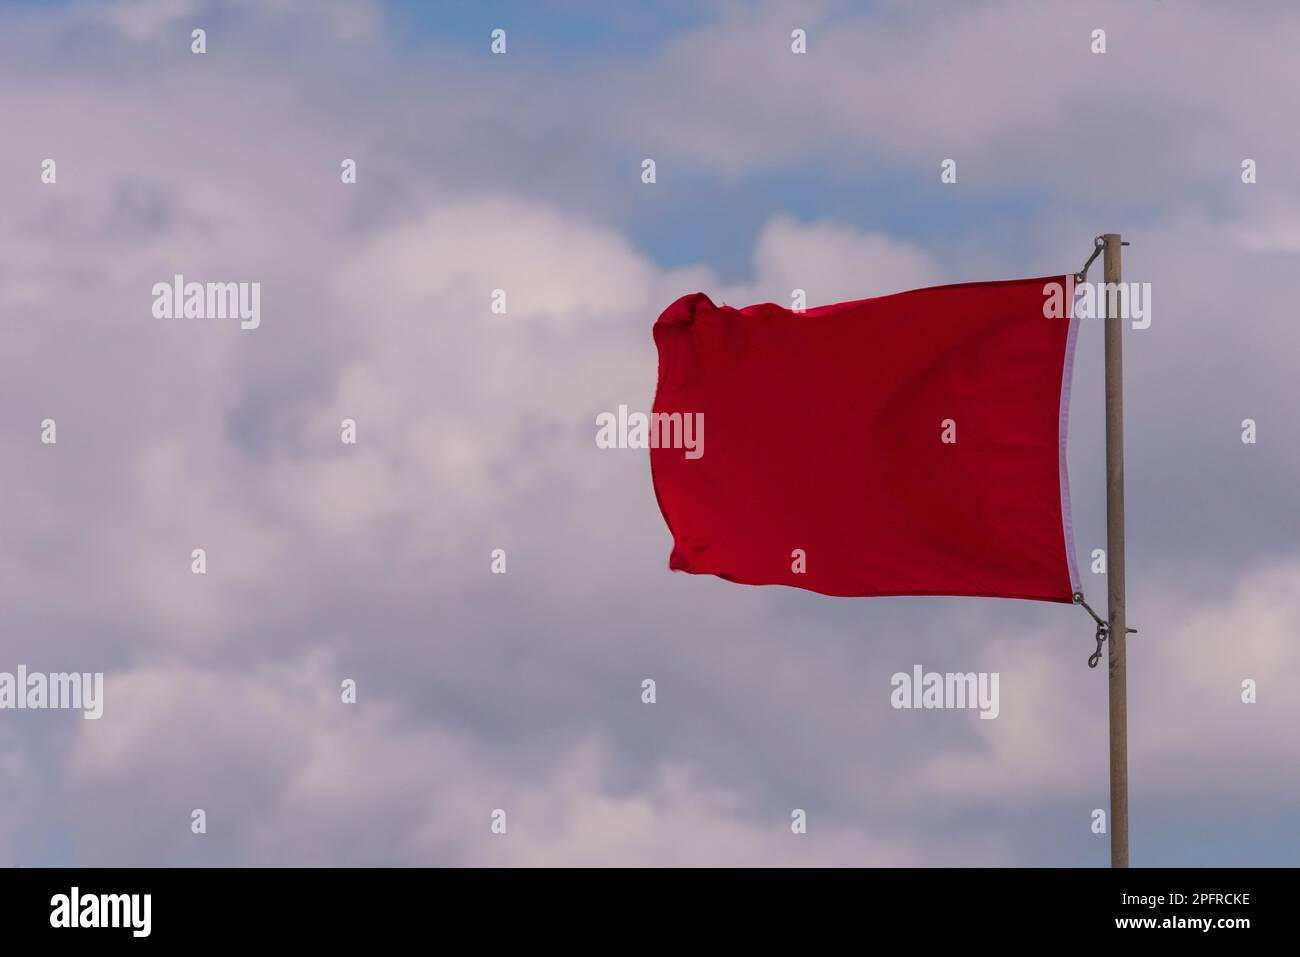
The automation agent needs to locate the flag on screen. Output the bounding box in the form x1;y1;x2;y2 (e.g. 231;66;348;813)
650;277;1080;602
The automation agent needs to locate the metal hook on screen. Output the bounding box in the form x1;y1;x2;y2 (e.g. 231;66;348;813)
1075;592;1137;667
1088;621;1108;669
1074;237;1106;284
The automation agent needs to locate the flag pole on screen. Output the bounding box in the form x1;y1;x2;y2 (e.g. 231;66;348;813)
1102;233;1129;868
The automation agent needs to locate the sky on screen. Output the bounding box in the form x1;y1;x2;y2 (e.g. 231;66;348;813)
1;0;1298;866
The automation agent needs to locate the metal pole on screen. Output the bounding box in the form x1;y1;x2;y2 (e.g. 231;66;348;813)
1103;233;1128;868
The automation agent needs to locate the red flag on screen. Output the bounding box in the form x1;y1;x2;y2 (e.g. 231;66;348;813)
650;277;1080;602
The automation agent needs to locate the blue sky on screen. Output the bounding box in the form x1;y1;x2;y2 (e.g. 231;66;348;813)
385;0;720;53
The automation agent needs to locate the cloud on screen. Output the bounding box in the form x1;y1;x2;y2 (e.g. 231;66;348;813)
59;655;929;866
746;214;941;303
615;0;1300;205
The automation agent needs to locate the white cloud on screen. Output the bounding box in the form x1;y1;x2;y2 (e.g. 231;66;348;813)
59;655;926;866
746;214;941;304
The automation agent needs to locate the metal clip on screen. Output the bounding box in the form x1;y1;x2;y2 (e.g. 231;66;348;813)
1074;236;1106;284
1074;592;1137;668
1088;621;1108;669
